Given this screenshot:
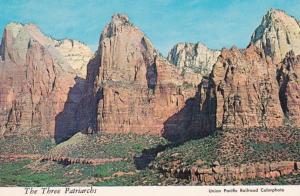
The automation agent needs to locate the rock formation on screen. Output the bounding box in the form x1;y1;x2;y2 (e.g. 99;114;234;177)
251;8;300;63
54;39;93;78
167;42;220;76
0;23;92;141
1;8;300;142
200;45;284;129
82;14;212;140
276;51;300;125
197;9;300;129
152;160;299;185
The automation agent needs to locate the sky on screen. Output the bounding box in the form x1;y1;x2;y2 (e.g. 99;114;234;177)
1;0;300;56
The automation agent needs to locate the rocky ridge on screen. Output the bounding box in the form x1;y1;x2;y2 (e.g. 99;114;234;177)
200;45;284;129
151;160;299;185
0;23;92;141
197;9;300;129
54;39;93;78
251;8;300;63
81;14;211;140
167;42;220;76
276;51;300;125
1;8;300;140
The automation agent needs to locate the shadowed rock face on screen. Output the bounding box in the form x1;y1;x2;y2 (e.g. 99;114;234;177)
82;14;212;138
0;23;92;141
200;45;284;129
188;8;300;130
276;51;300;125
251;9;300;63
197;8;300;129
86;9;300;135
167;42;220;76
2;8;300;142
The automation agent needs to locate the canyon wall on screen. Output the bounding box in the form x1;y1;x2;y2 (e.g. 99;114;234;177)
82;14;213;140
277;51;300;125
168;42;220;76
197;9;300;129
202;45;284;128
1;8;300;141
0;23;92;142
250;9;300;63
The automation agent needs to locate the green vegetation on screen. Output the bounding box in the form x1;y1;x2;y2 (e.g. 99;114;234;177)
0;132;169;186
0;159;67;186
94;169;160;186
243;140;300;163
154;131;221;167
50;132;168;159
214;127;300;165
78;161;135;178
0;128;299;186
0;136;55;154
152;127;299;170
0;158;140;186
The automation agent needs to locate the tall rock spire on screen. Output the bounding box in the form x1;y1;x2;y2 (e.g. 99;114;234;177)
97;13;157;85
83;14;211;140
250;8;300;63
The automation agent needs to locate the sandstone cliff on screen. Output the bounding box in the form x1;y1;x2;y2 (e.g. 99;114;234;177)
2;8;300;142
167;42;220;76
197;8;300;129
251;8;300;63
54;39;93;78
82;14;212;140
0;23;92;142
200;45;284;129
276;51;300;125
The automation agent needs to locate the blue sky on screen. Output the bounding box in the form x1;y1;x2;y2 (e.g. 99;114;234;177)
1;0;300;56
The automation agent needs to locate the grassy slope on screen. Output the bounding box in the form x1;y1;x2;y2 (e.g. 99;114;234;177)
0;132;168;186
0;159;67;186
0;128;299;186
0;136;55;154
154;128;300;168
49;132;168;159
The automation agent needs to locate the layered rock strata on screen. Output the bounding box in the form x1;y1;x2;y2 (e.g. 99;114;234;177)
199;45;284;128
251;9;300;63
151;160;299;185
200;8;300;129
167;42;220;76
82;14;212;140
2;8;300;141
54;39;93;78
0;23;92;141
276;51;300;125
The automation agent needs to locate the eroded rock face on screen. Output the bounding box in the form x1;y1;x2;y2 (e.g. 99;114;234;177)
277;51;300;125
2;8;299;142
194;8;300;129
54;39;93;78
251;9;300;63
201;45;284;128
167;42;220;76
83;14;212;140
0;23;91;141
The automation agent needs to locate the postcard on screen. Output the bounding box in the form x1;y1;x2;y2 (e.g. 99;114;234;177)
0;1;299;196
